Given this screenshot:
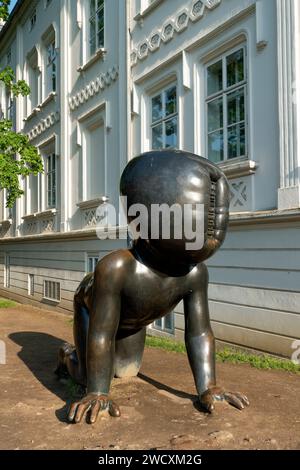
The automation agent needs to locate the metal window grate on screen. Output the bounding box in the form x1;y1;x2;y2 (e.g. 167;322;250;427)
43;280;61;301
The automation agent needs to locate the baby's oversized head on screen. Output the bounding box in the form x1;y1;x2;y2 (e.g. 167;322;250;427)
120;150;230;264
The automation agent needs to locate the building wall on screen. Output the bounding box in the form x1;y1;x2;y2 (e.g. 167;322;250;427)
0;234;126;313
173;220;300;357
1;0;300;358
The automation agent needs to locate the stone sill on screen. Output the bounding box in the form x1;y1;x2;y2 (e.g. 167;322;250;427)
39;91;57;108
22;209;57;220
0;219;12;227
218;159;257;179
21;213;36;220
77;48;107;73
36;208;57;218
23;107;41;122
77;197;109;210
0;225;128;243
229;208;300;226
134;0;164;22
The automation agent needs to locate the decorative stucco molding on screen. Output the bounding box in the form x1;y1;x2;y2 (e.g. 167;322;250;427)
69;65;119;111
230;180;248;209
131;0;222;66
27;111;60;141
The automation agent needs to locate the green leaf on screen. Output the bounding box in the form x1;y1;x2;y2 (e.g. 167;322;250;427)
0;119;43;208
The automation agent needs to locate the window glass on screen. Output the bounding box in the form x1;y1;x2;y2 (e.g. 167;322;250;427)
206;47;247;162
151;85;178;150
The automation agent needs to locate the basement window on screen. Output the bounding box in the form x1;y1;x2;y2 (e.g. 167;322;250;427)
43;280;61;301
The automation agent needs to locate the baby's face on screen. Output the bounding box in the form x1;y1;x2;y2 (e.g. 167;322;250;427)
121;150;229;264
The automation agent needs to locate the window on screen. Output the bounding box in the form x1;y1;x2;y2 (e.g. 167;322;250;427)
89;0;104;56
87;255;99;273
206;47;247;163
4;255;10;288
45;0;52;7
46;40;57;95
153;313;174;334
84;119;105;200
27;48;39;112
29;10;37;31
28;274;34;296
46;154;56;208
44;280;60;301
151;85;178;150
28;174;39;214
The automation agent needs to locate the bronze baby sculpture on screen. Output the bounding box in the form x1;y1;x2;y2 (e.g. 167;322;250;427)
56;150;249;424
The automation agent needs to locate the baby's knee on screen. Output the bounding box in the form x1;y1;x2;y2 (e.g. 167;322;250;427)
114;359;141;378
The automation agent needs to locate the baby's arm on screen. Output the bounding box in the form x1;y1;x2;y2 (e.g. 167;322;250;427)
68;253;127;424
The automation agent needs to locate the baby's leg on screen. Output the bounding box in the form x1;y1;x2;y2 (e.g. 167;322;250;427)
56;301;89;386
114;327;146;378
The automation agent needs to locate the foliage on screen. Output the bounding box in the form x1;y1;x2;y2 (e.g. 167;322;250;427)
0;1;43;208
0;66;30;96
0;0;9;21
0;119;43;207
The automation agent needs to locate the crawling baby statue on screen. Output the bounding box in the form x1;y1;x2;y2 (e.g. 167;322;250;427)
56;150;249;424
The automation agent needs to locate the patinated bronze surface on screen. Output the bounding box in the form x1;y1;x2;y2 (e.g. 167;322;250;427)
57;150;249;424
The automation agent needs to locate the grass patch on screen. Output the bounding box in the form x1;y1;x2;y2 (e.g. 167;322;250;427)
0;298;18;308
146;335;186;353
145;335;300;374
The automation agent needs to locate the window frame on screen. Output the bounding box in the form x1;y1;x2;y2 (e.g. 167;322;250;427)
28;274;34;296
26;47;39;113
45;153;57;209
88;0;105;58
150;83;178;150
80;108;106;202
86;253;100;274
45;39;57;95
43;280;61;302
205;44;248;164
4;254;10;288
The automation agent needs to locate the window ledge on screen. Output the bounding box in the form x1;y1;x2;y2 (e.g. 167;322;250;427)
22;209;57;220
0;219;12;227
77;48;107;73
36;209;57;218
218;159;257;179
134;0;164;22
23;106;41;122
39;91;57;108
229;208;300;226
21;213;36;220
77;197;109;210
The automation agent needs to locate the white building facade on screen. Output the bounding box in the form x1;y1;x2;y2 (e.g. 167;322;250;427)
1;0;300;358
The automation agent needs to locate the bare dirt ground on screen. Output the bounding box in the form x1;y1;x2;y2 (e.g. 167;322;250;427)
0;304;299;450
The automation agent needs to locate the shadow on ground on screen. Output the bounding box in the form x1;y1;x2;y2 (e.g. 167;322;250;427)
9;331;195;423
9;332;69;394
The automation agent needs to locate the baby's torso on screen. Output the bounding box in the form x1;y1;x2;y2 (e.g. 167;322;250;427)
76;258;201;330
